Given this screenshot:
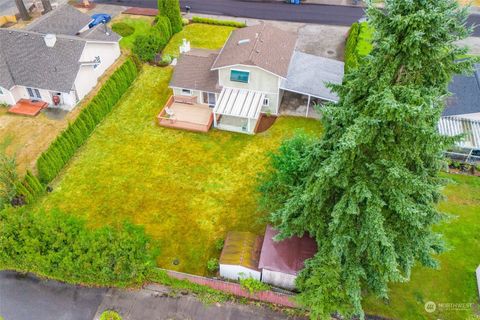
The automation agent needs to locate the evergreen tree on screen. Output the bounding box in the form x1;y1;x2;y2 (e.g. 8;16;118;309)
158;0;182;34
259;0;474;318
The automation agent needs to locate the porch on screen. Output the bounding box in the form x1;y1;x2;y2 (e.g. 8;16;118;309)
8;99;48;116
157;95;213;133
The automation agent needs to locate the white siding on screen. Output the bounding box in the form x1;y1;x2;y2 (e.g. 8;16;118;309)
172;88;203;103
261;269;297;290
0;86;16;105
219;264;261;281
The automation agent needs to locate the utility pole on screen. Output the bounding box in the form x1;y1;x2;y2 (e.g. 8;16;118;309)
15;0;30;21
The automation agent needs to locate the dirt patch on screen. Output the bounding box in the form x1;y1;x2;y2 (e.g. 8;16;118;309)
255;114;277;133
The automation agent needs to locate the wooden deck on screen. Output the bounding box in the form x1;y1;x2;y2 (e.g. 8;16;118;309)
158;96;213;133
8;99;48;116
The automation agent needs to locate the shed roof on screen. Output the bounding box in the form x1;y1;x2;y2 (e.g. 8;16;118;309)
219;231;263;271
258;225;317;276
0;29;85;92
280;51;344;102
169;49;221;93
212;23;297;78
443;64;480;117
214;87;265;119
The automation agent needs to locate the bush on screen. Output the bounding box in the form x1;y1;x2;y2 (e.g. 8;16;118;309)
0;207;158;286
344;22;373;74
158;0;182;34
156;54;172;67
182;17;189;26
206;258;219;272
155;15;172;42
36;59;138;184
100;310;122;320
191;16;246;28
0;102;9;108
214;239;224;251
0;152;18;209
133;32;166;62
239;277;269;295
111;22;135;37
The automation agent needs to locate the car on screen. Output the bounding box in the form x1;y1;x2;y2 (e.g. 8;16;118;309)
89;14;111;28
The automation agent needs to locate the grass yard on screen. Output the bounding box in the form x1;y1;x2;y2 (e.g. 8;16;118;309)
112;15;155;50
163;23;236;57
364;174;480;319
35;65;323;275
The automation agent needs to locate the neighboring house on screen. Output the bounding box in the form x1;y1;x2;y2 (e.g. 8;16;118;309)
219;225;317;290
162;23;344;134
0;5;120;112
438;64;480;161
219;231;263;281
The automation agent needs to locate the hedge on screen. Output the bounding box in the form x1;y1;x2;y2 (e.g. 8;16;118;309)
191;16;246;28
36;58;139;184
344;22;373;74
158;0;182;33
0;207;158;286
15;171;44;205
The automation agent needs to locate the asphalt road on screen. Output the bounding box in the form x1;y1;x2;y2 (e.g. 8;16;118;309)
96;0;480;36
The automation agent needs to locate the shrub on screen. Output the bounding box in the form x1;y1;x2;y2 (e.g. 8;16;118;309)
156;54;172;67
191;16;246;28
155;15;172;42
0;102;9;108
344;21;373;74
239;277;269;295
36;59;138;184
100;310;122;320
182;17;189;26
133;32;166;62
0;207;158;286
206;258;219;272
158;0;182;34
214;238;224;251
111;22;135;37
0;152;18;209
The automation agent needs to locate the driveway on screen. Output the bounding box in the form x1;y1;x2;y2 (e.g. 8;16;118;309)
0;271;303;320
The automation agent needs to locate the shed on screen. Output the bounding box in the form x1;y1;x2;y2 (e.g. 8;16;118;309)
258;225;317;290
219;231;263;281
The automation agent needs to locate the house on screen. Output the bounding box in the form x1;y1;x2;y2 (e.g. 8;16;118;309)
160;23;345;134
0;5;120;114
219;225;317;290
219;231;263;281
257;225;317;290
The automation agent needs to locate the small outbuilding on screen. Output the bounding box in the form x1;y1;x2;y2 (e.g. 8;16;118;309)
219;231;263;281
258;225;317;290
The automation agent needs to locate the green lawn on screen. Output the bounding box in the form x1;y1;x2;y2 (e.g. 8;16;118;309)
35;65;323;275
113;16;155;50
163;23;236;57
364;174;480;319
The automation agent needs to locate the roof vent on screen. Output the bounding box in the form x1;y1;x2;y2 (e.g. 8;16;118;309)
238;39;250;45
44;34;56;48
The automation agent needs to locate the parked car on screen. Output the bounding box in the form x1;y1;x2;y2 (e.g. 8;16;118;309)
89;14;111;28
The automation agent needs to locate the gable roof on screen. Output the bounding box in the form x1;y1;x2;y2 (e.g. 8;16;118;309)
443;64;480;117
169;49;221;93
258;225;317;275
25;4;120;42
212;24;297;78
0;29;85;92
219;231;263;271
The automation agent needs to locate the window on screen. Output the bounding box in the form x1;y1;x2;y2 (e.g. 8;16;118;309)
263;98;269;106
93;56;101;69
27;87;41;99
230;70;249;83
181;89;192;95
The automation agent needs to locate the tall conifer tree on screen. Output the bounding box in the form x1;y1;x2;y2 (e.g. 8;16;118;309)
259;0;474;318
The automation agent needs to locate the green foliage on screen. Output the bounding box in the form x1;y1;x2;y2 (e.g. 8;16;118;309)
112;22;135;37
155;15;173;43
191;16;246;28
239;277;269;295
14;170;44;205
36;59;138;184
158;0;182;34
0;102;8;108
133;32;166;62
214;238;224;251
182;17;189;26
0;207;158;286
99;310;122;320
0;152;18;208
259;0;474;318
344;22;373;73
206;258;219;272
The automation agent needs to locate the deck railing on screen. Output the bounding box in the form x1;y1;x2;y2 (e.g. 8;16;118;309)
157;96;213;132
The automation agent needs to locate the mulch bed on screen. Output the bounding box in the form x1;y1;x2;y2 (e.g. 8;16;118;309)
255;114;277;133
72;2;97;10
123;7;159;16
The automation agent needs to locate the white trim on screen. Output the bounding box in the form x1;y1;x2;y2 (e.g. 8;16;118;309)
211;64;287;80
230;68;250;84
169;86;220;95
263;97;270;107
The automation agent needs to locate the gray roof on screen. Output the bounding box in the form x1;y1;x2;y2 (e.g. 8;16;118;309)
0;29;85;92
443;64;480;117
25;4;120;42
170;49;221;93
280;51;344;102
212;24;297;78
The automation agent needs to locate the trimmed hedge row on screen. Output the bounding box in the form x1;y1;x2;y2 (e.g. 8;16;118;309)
0;207;158;286
37;58;139;184
191;16;246;28
15;171;44;204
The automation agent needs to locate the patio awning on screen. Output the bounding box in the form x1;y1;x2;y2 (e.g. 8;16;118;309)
214;87;265;119
438;116;480;149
